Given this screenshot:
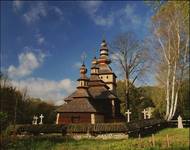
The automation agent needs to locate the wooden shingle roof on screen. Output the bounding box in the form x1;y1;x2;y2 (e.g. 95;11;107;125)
88;86;116;99
72;88;90;98
56;98;97;113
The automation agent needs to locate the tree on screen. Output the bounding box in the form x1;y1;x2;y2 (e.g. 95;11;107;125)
0;72;56;131
138;86;165;118
116;80;155;120
111;32;149;111
152;1;189;120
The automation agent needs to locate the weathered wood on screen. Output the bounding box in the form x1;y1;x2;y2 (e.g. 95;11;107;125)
166;134;170;148
152;134;155;147
14;118;167;135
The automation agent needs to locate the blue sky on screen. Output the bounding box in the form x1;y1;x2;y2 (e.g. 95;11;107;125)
1;1;154;105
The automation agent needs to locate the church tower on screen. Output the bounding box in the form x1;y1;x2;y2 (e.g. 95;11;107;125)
77;64;88;88
98;40;117;94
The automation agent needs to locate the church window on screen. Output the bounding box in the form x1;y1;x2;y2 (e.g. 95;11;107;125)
106;76;108;79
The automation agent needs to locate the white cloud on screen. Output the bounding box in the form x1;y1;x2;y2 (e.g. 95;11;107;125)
11;78;76;105
125;4;141;26
119;4;142;30
7;51;46;79
73;62;82;69
80;2;141;28
38;37;45;44
23;2;47;24
52;6;64;21
80;1;102;15
124;4;134;16
13;0;23;12
36;33;45;45
80;1;114;27
93;14;114;26
21;2;64;24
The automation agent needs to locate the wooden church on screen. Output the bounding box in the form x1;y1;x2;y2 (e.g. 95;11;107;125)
56;40;122;124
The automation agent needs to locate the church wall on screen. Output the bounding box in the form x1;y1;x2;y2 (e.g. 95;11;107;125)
58;113;105;124
95;114;104;123
99;74;113;83
99;74;116;93
58;112;91;124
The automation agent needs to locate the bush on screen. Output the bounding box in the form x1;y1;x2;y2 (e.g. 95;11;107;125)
0;112;8;133
16;124;65;135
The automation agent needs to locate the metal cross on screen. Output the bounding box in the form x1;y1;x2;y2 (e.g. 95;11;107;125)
81;51;87;65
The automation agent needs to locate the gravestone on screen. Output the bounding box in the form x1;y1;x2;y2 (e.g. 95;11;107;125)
39;114;44;125
33;116;38;125
125;109;131;123
177;115;183;128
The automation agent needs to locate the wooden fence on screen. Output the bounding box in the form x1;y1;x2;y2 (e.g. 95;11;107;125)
14;118;167;137
168;120;190;127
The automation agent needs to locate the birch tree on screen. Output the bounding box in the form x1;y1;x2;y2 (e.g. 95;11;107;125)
111;32;148;110
152;1;189;120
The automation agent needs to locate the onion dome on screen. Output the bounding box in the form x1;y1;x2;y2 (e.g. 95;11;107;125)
77;64;88;88
91;57;99;74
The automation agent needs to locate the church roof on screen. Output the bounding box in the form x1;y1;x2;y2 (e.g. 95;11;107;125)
88;75;108;87
64;92;75;102
88;86;116;99
72;88;90;98
56;98;97;113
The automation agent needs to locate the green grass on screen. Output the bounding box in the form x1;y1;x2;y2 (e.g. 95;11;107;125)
4;128;190;150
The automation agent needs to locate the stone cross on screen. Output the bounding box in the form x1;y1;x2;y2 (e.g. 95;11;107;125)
147;108;152;119
142;109;147;119
39;114;44;125
177;115;183;128
33;115;38;125
125;109;132;123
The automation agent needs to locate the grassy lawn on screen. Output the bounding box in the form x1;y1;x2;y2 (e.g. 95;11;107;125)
5;128;190;150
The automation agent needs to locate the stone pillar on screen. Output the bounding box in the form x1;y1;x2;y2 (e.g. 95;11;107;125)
91;113;95;124
56;113;60;124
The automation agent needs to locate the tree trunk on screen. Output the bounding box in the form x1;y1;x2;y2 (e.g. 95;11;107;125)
165;64;171;120
171;90;179;119
168;61;177;120
125;77;130;110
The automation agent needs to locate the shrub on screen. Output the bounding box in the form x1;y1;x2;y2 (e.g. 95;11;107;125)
0;112;8;133
16;124;65;135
